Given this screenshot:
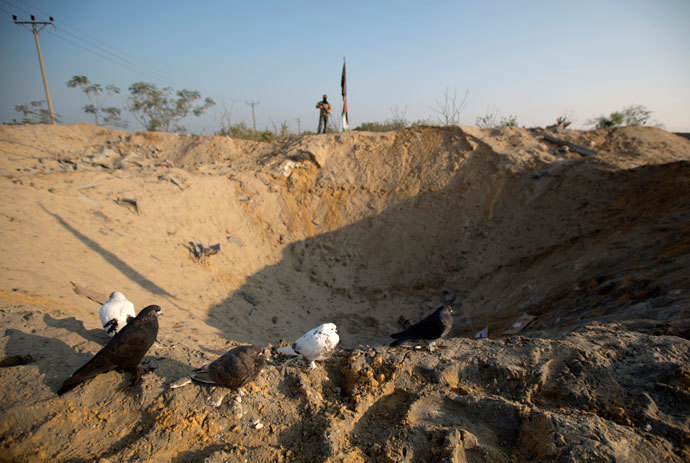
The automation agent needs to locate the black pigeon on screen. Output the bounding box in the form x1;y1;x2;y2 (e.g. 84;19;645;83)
390;304;454;347
190;345;265;388
57;305;162;395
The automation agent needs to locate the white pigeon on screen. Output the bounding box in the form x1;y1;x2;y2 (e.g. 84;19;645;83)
277;323;340;369
99;291;136;337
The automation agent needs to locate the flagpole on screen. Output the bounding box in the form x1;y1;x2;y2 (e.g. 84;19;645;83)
341;57;349;132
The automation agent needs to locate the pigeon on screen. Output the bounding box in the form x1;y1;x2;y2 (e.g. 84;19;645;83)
277;323;339;369
58;305;162;395
100;291;136;337
390;304;453;351
190;345;265;388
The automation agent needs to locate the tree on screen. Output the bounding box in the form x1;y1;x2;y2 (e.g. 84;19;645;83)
127;82;215;133
14;100;60;124
430;88;468;125
66;75;126;128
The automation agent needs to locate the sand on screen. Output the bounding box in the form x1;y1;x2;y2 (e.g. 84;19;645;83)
0;123;688;462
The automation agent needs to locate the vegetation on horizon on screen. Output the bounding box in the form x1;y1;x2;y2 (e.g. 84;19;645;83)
127;82;215;133
66;76;127;128
476;105;517;129
587;104;658;129
9;77;666;136
13;100;60;124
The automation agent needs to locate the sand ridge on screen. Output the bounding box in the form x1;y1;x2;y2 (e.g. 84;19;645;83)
0;123;688;461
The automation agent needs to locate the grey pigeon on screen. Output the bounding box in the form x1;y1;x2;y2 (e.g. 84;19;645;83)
58;305;162;395
390;304;454;349
190;345;265;388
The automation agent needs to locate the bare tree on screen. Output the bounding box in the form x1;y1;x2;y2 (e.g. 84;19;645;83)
213;100;234;135
430;88;469;125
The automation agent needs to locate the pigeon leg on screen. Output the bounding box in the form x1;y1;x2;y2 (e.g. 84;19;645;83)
206;388;229;408
282;357;298;367
170;377;192;389
130;365;146;386
309;360;317;370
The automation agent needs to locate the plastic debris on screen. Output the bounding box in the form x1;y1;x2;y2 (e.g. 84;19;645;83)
503;314;536;335
189;241;221;259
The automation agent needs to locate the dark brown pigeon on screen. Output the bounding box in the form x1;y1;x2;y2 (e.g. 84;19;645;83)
57;305;162;395
190;345;265;388
390;305;454;347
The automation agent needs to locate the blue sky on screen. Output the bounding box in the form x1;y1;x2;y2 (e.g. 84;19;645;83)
1;0;689;133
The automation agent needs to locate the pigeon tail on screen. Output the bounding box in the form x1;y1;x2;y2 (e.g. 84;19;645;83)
57;364;110;395
189;370;215;384
57;382;79;396
104;319;118;337
276;345;298;356
390;338;408;347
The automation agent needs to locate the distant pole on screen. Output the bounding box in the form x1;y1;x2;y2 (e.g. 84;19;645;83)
246;101;259;131
296;118;301;134
13;14;56;124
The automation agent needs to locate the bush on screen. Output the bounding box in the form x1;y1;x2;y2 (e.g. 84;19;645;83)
587;105;654;129
217;122;275;141
476;106;517;129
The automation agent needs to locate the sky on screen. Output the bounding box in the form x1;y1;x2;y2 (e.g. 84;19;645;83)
0;0;689;133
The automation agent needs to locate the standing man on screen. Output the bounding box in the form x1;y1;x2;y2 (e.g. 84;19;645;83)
316;94;331;134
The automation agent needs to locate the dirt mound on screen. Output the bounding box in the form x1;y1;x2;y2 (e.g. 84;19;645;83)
0;123;689;461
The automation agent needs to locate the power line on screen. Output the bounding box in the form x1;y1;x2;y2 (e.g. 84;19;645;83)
2;0;264;129
44;29;184;85
2;0;189;89
0;0;29;15
55;28;183;85
5;0;257;107
17;0;181;84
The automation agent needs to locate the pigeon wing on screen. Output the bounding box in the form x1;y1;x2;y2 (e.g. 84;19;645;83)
391;312;446;341
108;324;157;370
293;327;338;361
58;317;157;395
191;346;264;388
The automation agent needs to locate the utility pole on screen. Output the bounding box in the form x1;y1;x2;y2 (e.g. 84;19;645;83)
13;14;57;124
245;100;259;131
296;118;301;134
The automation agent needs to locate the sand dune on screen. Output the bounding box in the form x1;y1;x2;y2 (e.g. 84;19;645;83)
0;123;688;462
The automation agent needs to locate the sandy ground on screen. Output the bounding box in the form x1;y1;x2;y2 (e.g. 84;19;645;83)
0;123;688;462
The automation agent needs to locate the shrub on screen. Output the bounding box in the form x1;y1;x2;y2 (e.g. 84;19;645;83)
587;105;654;129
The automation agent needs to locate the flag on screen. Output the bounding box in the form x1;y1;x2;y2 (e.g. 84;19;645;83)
341;58;348;132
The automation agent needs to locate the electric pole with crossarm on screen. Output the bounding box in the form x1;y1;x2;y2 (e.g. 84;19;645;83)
13;14;57;124
245;100;259;131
